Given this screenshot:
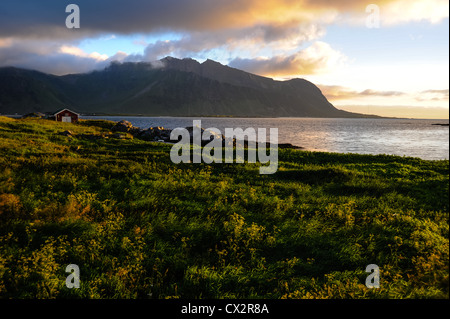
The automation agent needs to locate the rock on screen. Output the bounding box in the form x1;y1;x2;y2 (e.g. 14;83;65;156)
129;127;144;136
159;129;172;141
111;120;133;132
139;127;172;141
139;130;151;140
181;126;224;145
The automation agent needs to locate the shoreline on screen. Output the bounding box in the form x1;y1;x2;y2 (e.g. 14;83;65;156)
3;113;450;121
1;115;448;160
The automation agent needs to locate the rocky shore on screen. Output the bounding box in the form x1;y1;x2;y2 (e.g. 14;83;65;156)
56;119;303;149
109;120;304;149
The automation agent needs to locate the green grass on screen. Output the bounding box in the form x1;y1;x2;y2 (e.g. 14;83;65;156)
0;116;448;299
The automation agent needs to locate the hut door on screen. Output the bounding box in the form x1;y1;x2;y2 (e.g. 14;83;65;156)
62;116;72;123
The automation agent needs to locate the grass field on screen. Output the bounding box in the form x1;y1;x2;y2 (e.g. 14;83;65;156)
0;116;448;299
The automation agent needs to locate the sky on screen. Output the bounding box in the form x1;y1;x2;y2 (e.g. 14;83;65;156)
0;0;448;119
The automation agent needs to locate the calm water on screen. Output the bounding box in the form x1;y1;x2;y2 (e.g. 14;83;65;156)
82;116;449;161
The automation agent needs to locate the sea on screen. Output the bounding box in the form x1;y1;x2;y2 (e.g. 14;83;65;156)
79;116;450;161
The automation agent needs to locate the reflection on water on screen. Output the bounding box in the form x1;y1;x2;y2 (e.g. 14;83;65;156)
82;116;449;161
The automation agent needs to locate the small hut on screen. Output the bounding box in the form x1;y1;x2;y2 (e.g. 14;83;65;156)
54;108;79;123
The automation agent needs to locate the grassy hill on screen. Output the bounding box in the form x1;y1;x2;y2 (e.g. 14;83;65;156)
0;116;448;298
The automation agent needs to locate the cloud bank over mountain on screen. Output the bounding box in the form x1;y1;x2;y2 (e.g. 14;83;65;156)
1;0;448;75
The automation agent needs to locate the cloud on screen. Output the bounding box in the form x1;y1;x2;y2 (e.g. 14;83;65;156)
0;0;448;76
0;38;14;48
1;0;447;40
359;89;406;97
338;104;449;119
319;85;449;113
318;85;406;100
59;45;108;61
0;38;112;75
229;41;347;77
379;0;449;25
121;22;326;64
416;89;449;101
421;89;449;95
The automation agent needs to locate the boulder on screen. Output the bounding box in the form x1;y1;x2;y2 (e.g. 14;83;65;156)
159;129;172;141
139;129;155;141
111;120;133;132
140;127;172;141
129;127;144;136
184;126;224;143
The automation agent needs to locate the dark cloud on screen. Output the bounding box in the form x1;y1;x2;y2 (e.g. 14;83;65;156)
0;1;90;39
1;0;447;76
1;0;447;40
0;0;328;74
0;0;264;39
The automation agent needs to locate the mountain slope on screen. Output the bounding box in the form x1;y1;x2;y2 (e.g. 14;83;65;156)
0;57;372;117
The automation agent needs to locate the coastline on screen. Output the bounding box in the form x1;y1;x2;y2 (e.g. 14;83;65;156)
1;115;448;160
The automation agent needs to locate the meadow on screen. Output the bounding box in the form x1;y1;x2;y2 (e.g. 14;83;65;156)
0;116;448;299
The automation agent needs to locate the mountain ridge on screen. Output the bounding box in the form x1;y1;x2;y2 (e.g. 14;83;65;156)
0;57;378;118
